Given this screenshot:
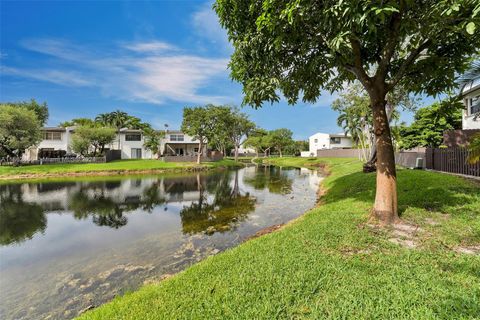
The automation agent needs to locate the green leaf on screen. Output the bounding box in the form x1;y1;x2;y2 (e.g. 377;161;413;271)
466;22;476;35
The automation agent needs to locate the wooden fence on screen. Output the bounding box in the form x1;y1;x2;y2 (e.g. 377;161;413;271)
426;147;480;177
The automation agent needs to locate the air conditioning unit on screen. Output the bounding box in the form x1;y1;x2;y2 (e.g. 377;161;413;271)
415;157;424;169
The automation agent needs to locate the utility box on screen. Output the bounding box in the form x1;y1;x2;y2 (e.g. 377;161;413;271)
415;157;424;169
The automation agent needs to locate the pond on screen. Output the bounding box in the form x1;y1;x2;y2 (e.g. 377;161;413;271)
0;165;322;320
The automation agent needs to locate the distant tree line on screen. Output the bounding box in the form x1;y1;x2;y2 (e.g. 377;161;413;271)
181;104;303;164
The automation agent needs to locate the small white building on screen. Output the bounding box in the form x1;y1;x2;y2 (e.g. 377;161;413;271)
301;132;352;157
461;77;480;129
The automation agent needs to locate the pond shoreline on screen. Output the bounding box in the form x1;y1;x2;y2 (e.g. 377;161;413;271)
0;163;243;181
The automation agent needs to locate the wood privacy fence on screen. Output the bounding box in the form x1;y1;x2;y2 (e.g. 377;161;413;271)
426;147;480;177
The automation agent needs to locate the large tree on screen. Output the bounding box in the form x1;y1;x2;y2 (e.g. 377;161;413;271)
0;104;42;158
71;126;116;156
226;107;256;161
3;99;49;126
215;0;480;224
181;106;217;164
268;128;294;157
244;128;271;157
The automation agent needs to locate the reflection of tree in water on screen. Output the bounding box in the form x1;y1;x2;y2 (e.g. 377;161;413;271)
68;180;166;229
0;184;46;245
243;166;294;194
180;171;256;235
141;180;167;212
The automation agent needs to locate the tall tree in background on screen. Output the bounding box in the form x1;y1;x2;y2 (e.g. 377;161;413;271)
181;106;216;164
96;110;129;149
216;0;480;224
71;126;116;156
60;118;95;127
227;107;255;161
244;128;271;157
398;99;462;149
0;104;42;158
268;128;294;157
143;129;164;158
3;99;49;126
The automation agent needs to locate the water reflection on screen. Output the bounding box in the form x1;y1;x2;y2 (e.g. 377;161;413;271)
180;171;256;234
243;166;294;194
0;166;321;320
0;167;297;245
0;184;46;245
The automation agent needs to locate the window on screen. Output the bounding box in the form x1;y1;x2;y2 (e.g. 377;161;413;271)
314;139;318;143
330;137;341;144
470;96;480;115
43;131;62;140
175;148;184;155
125;133;141;141
194;148;199;153
170;134;184;141
131;148;142;159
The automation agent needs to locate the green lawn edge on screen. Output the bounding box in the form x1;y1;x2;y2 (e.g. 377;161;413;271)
0;159;243;181
78;157;480;320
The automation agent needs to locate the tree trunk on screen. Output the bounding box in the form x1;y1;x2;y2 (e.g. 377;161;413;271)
234;145;239;162
197;141;202;164
279;148;282;157
370;97;399;224
364;102;395;173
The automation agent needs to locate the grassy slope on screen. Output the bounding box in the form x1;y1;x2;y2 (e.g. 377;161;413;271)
79;158;480;320
0;159;240;176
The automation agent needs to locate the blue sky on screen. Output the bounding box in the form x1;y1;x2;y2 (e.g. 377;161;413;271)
0;0;435;140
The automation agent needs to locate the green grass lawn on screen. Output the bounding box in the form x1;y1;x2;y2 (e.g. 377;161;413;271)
0;159;241;177
79;157;480;320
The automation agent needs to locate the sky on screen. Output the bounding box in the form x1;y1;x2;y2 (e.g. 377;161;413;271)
0;0;436;140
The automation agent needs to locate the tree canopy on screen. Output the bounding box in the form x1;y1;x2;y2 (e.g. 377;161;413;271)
215;0;480;223
0;104;42;158
398;99;462;149
71;126;116;156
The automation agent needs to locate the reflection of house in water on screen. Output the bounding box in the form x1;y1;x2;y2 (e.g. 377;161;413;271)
1;170;262;243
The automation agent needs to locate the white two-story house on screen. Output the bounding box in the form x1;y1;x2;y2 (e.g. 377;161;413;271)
307;132;352;155
23;127;202;160
461;77;480;130
161;130;203;156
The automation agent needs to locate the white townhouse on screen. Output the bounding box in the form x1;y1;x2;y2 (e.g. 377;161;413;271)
23;127;202;160
461;77;480;129
22;126;76;161
161;130;204;156
112;128;153;159
301;132;352;157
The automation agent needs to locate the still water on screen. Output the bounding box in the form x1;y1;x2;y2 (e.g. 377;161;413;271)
0;166;322;320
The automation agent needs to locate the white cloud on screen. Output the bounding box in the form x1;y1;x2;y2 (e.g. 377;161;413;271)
4;38;230;105
192;1;231;50
123;41;177;54
1;66;92;87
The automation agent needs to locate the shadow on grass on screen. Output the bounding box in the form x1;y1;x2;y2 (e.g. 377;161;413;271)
323;167;478;217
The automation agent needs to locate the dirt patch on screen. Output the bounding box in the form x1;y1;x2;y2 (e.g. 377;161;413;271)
364;221;423;249
245;224;285;241
454;245;480;255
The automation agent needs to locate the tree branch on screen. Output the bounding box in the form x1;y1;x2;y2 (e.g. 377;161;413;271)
349;37;372;89
387;39;432;90
376;2;405;80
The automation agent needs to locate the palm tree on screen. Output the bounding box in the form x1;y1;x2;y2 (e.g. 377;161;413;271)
108;110;129;149
95;113;111;126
